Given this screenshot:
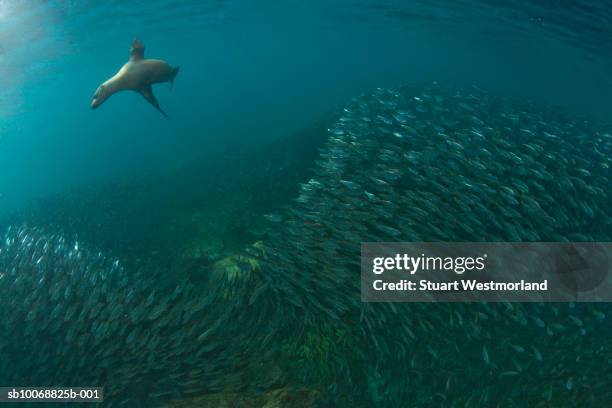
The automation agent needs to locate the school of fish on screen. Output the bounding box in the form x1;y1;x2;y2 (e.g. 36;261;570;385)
0;84;610;407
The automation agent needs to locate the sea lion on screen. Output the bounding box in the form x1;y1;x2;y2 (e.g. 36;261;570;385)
91;39;179;118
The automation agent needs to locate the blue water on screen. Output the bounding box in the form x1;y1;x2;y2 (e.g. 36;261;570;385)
0;2;611;407
1;0;611;215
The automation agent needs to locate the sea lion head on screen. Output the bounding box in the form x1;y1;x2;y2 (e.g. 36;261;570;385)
91;82;112;109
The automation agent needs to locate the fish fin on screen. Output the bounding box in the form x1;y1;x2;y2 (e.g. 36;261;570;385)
138;85;170;118
130;38;145;61
170;66;180;89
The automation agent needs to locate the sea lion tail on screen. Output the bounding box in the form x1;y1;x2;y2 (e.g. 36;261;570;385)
170;67;180;89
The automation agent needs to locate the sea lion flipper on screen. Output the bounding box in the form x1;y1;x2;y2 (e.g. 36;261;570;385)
130;39;145;61
138;85;170;118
